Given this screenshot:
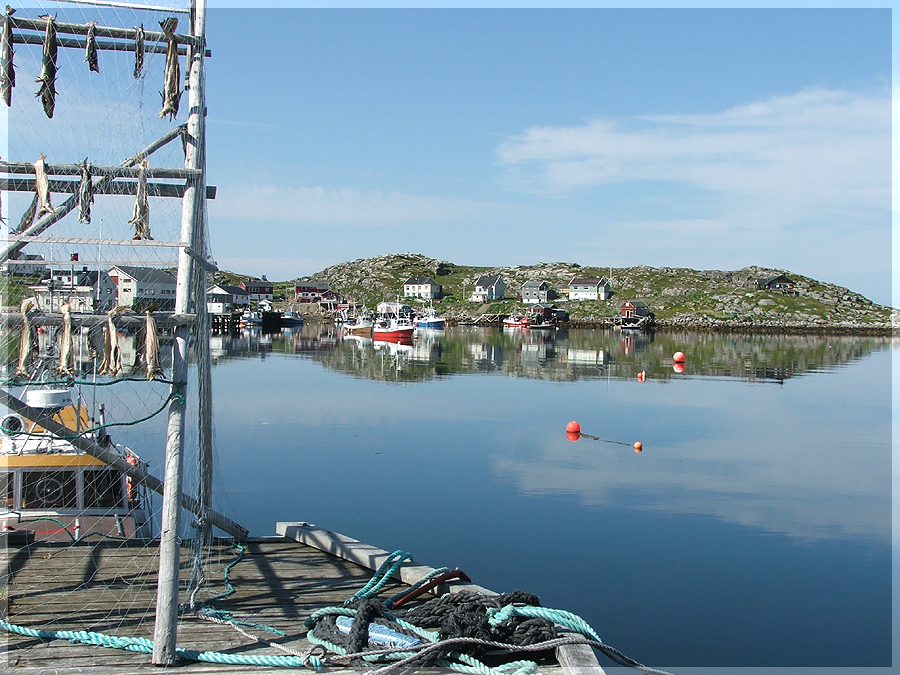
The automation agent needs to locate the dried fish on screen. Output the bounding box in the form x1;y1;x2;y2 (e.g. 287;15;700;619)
15;194;37;233
85;22;99;73
145;312;163;380
158;17;180;119
77;158;93;223
35;14;57;118
129;159;152;240
133;24;144;78
1;6;16;106
34;154;52;216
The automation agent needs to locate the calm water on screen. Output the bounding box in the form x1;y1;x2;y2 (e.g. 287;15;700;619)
139;326;894;670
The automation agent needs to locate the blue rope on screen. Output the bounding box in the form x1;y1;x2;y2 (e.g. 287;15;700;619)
487;604;603;642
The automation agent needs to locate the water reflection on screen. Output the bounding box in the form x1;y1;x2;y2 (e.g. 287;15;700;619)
209;323;892;384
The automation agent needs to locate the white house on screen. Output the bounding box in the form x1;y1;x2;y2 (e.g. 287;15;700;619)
206;284;251;314
30;268;116;314
470;275;505;302
108;266;177;311
1;252;46;277
403;276;442;300
567;277;610;301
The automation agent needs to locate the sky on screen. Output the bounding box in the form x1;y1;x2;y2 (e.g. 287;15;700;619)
6;2;894;306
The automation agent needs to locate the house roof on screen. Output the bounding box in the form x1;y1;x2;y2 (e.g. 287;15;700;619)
475;275;502;288
109;265;176;285
404;276;436;285
622;300;648;308
758;274;794;286
570;277;608;286
522;280;548;289
208;284;249;296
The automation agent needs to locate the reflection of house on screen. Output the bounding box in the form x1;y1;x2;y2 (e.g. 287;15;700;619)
30;267;116;314
206;284;250;314
470;275;505;302
403;276;442;300
2;252;46;276
567;277;610;301
755;274;796;294
521;280;555;303
242;277;274;302
566;348;608;367
108;266;177;311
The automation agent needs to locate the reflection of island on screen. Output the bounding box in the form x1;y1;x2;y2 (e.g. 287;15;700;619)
206;324;892;384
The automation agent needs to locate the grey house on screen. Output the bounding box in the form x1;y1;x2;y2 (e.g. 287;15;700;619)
521;280;556;304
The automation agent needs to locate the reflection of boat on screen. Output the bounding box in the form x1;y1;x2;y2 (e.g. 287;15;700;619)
1;387;152;541
373;316;415;340
415;308;445;329
527;320;555;330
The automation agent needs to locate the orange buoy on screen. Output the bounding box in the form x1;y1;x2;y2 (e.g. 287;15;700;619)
634;441;643;453
673;362;685;374
566;421;581;434
566;432;581;442
637;371;646;382
673;351;685;363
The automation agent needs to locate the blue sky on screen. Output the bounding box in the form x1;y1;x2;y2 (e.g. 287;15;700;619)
7;2;893;306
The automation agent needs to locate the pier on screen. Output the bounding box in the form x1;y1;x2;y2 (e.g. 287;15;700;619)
2;522;608;674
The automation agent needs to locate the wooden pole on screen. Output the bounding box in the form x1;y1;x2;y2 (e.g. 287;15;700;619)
152;0;206;665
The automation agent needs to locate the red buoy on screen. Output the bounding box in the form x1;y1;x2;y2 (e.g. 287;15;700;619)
673;362;685;374
566;432;581;442
673;351;685;363
566;420;581;434
634;441;643;453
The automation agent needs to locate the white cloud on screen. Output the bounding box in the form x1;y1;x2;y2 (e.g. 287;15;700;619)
209;184;501;227
496;88;891;221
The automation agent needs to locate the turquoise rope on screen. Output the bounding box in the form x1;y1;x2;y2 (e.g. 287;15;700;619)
487;605;602;643
343;550;411;604
0;619;320;668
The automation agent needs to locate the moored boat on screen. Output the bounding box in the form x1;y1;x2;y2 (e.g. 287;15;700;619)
373;316;415;340
343;314;375;337
281;308;304;327
503;315;529;328
414;308;445;329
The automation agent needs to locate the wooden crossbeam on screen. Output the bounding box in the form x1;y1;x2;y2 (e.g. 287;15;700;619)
2;177;216;199
2;162;202;179
11;31;207;56
10;15;203;48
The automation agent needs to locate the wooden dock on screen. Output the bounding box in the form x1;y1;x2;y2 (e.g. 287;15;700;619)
1;523;607;674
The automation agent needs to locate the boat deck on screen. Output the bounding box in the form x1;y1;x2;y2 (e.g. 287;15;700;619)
2;524;603;674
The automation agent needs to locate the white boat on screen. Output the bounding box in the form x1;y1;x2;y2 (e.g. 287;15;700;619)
1;385;152;541
415;308;445;329
342;314;375;337
241;310;262;326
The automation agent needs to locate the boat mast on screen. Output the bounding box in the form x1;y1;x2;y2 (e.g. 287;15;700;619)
153;0;208;665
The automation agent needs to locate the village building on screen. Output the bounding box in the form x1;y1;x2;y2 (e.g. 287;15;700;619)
755;274;796;294
108;266;177;311
30;267;116;314
1;252;46;277
294;281;331;303
403;276;442;300
521;280;556;304
206;284;251;314
241;277;274;302
567;277;611;301
470;275;505;302
621;300;651;319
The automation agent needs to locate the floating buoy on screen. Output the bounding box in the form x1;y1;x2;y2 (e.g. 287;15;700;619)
633;441;643;453
673;351;685;363
566;420;581;434
566;432;581;442
637;371;646;382
673;362;685;374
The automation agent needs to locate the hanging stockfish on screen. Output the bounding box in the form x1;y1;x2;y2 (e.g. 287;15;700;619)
84;22;98;73
128;159;152;240
1;6;16;106
144;311;163;380
77;158;93;223
15;298;37;378
158;17;180;119
34;154;52;216
15;194;37;233
57;302;74;377
35;15;57;118
98;308;122;377
133;24;144;78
